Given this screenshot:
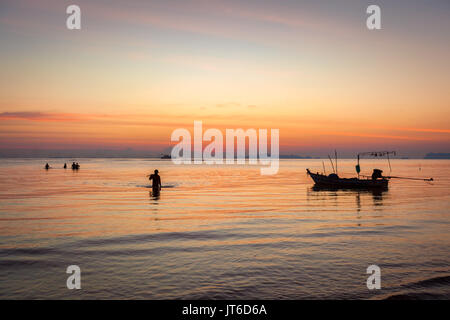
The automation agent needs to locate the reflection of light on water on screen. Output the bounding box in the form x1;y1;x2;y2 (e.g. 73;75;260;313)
0;158;449;299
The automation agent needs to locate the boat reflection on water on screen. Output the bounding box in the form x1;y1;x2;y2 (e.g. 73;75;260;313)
307;185;387;212
311;185;386;197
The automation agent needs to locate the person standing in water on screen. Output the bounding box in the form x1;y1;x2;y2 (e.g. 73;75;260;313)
149;169;161;193
71;162;80;170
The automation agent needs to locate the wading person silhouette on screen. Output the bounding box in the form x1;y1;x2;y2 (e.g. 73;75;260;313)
149;169;161;194
71;162;80;170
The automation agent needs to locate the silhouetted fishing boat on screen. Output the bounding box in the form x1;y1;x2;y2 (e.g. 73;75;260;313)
306;150;433;190
306;169;389;189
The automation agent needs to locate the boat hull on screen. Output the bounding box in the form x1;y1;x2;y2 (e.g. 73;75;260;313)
306;169;388;189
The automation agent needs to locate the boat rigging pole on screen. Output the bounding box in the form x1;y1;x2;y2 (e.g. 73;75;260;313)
335;150;338;175
328;155;335;174
386;175;433;181
356;151;396;176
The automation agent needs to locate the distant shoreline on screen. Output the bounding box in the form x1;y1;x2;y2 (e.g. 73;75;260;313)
0;156;447;160
423;153;450;159
1;151;448;160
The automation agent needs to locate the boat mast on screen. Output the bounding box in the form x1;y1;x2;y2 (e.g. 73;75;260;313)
335;150;338;175
328;155;335;173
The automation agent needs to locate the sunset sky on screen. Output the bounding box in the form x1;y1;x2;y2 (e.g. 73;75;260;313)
0;0;449;157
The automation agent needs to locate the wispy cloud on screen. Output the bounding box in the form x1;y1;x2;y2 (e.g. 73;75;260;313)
0;112;89;122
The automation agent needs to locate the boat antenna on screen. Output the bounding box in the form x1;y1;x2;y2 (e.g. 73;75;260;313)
322;161;326;175
328;155;335;174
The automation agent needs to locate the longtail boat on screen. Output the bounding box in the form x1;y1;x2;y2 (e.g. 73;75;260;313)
306;150;433;190
306;151;395;190
306;169;389;189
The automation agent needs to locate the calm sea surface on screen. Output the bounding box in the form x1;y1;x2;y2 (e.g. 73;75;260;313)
0;158;449;299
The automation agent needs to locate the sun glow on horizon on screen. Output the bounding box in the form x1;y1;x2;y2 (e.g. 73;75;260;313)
0;0;449;157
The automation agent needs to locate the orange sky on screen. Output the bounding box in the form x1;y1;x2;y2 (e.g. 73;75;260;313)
0;0;449;157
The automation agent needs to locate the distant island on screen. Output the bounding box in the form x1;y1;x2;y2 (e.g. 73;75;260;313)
0;148;161;158
424;153;450;159
279;155;315;159
2;149;449;160
0;149;319;159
